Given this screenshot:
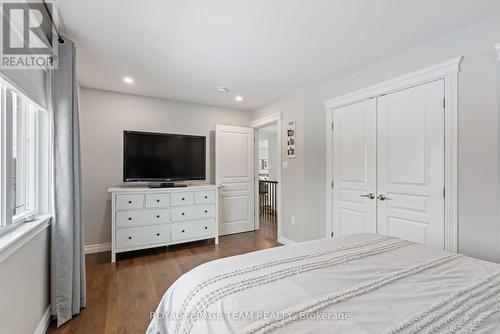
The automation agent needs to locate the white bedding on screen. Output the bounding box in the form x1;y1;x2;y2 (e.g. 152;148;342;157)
147;234;500;334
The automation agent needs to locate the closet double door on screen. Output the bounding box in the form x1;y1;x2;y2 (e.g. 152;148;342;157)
332;80;445;249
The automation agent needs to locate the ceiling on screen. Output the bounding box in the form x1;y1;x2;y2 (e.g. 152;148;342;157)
58;0;500;111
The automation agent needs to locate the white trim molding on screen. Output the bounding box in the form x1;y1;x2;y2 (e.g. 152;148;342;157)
325;56;462;110
494;43;500;60
325;56;463;253
84;242;111;254
34;305;51;334
0;215;51;264
250;112;282;128
278;236;296;245
496;44;500;263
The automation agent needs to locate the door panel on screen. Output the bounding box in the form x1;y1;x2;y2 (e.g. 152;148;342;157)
377;80;445;249
222;196;250;222
216;125;255;235
332;99;377;237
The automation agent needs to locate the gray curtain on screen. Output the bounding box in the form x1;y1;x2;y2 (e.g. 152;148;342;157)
50;36;86;327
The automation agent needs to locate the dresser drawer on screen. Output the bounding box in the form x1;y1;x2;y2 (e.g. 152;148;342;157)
115;209;170;228
171;204;215;222
116;194;144;210
145;193;170;208
116;225;170;249
195;190;216;204
171;192;194;206
171;219;216;241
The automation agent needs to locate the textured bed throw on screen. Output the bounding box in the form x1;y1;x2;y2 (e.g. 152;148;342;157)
147;234;500;334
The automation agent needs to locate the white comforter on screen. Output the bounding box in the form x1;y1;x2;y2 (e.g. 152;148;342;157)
147;234;500;334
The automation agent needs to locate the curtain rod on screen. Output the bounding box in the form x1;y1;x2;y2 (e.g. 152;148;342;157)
42;0;64;44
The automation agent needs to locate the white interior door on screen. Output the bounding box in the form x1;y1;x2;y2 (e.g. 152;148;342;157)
332;98;377;237
216;125;255;235
377;80;445;248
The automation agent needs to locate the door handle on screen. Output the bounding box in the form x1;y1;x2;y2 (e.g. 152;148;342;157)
360;193;375;199
377;194;392;201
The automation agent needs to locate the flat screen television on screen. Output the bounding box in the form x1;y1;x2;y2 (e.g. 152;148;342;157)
123;131;206;184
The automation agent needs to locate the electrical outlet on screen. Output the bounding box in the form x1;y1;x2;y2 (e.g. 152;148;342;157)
291;216;296;225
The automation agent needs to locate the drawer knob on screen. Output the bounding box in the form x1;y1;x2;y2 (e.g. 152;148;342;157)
156;199;160;202
204;210;208;213
182;229;185;233
156;233;160;236
204;196;208;199
128;236;132;240
156;215;160;218
204;226;208;230
182;212;185;216
128;201;132;204
182;197;185;201
128;217;132;221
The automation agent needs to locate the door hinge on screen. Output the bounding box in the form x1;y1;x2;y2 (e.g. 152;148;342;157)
331;181;334;188
331;122;334;130
443;98;446;109
331;232;334;237
443;187;446;197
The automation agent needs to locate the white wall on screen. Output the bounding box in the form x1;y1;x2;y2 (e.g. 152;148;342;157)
258;125;278;181
0;227;50;334
254;91;313;242
259;145;268;160
80;88;252;247
267;135;278;181
253;13;500;262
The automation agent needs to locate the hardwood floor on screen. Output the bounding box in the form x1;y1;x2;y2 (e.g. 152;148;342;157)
47;225;279;334
258;212;277;242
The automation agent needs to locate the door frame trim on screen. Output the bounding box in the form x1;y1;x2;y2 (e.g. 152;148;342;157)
324;56;463;252
250;113;283;244
495;43;500;263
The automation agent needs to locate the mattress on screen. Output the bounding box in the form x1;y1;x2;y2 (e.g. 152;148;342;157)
147;233;500;334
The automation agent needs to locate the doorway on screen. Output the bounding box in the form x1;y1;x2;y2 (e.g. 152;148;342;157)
257;124;278;243
251;113;283;244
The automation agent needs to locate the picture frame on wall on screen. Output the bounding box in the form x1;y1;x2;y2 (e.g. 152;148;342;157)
259;159;268;170
287;121;296;158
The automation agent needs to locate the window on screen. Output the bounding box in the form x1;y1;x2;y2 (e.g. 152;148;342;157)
1;77;47;227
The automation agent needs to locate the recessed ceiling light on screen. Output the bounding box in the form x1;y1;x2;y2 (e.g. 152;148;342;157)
217;87;229;93
123;76;134;84
235;95;244;102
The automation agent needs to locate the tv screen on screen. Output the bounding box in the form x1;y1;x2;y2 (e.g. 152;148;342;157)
123;131;206;182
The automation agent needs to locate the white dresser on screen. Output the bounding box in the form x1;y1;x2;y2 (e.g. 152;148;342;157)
108;184;219;262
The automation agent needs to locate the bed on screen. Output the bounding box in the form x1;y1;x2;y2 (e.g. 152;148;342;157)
147;233;500;334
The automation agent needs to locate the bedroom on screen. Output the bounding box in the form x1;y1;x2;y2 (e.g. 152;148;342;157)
0;0;499;333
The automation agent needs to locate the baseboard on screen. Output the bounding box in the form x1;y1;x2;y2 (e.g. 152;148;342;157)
278;236;296;245
34;305;51;334
84;242;111;254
